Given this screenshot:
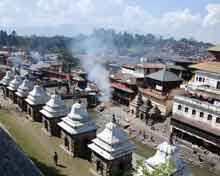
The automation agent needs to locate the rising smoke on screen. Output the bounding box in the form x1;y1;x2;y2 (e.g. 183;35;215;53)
71;36;114;102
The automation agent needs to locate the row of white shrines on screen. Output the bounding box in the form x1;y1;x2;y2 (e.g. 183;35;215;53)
0;70;189;176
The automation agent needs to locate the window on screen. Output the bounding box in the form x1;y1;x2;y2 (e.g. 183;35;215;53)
202;78;205;82
207;114;213;121
216;118;220;124
185;107;189;113
199;77;202;82
192;109;196;115
200;112;204;118
178;105;182;110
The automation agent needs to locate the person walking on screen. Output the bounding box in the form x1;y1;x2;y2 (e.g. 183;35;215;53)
53;152;58;166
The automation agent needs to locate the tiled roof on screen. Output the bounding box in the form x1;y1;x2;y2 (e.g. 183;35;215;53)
136;63;164;69
111;71;136;85
111;82;134;93
190;62;220;74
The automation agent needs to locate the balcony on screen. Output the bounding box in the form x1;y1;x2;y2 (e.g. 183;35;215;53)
174;95;220;115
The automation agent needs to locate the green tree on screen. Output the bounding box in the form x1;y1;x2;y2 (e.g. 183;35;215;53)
132;160;174;176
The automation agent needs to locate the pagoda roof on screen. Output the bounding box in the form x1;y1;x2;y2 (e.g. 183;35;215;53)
88;116;135;160
146;69;182;82
7;75;22;91
58;102;96;135
25;85;49;106
40;92;68;118
16;79;34;98
0;70;14;86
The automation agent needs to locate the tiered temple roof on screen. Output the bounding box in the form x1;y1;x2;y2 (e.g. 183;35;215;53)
0;70;14;86
58;102;96;135
25;85;49;106
7;75;22;91
16;79;34;98
88;115;135;160
40;92;68;118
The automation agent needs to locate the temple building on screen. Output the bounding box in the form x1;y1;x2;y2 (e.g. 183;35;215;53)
40;91;68;136
16;78;34;112
25;85;49;122
58;101;96;158
7;75;22;103
88;115;135;176
129;92;143;118
137;140;187;176
0;70;14;98
139;68;183;117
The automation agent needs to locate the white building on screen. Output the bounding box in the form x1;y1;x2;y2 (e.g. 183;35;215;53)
40;92;68;136
16;79;34;111
58;101;96;158
25;85;49;122
88;115;135;176
7;75;22;103
0;70;14;97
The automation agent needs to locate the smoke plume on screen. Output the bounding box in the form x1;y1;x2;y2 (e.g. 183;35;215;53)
71;36;114;102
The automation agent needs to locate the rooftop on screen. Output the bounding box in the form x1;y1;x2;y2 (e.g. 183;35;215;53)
25;85;49;105
16;79;34;98
1;70;14;86
172;115;220;137
40;92;68;118
208;45;220;52
88;116;135;160
145;69;182;82
7;75;22;91
111;82;134;93
190;62;220;74
58;102;96;135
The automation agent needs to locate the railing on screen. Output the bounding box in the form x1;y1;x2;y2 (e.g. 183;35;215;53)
174;95;220;114
171;119;220;145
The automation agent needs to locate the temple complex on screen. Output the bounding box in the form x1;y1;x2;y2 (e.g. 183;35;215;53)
16;78;34;112
40;91;68;136
58;101;96;158
88;115;135;176
137;140;187;176
25;85;49;122
7;75;22;103
0;70;14;98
